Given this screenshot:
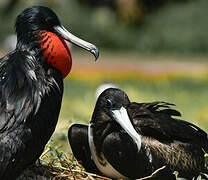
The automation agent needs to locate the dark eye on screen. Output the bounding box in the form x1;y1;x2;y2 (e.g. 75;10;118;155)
45;17;54;25
106;99;113;108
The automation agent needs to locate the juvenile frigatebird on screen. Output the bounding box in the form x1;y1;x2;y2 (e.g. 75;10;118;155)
0;6;98;179
68;88;208;179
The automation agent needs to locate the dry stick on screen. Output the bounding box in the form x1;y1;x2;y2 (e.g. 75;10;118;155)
40;149;113;180
72;171;112;180
137;166;166;180
49;165;111;180
40;147;51;159
49;161;167;180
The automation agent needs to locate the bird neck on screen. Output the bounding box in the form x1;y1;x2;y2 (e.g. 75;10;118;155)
88;123;109;165
16;30;72;78
16;31;45;62
88;123;127;179
91;116;142;159
39;31;72;78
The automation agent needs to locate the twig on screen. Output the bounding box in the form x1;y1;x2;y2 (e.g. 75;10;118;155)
136;166;166;180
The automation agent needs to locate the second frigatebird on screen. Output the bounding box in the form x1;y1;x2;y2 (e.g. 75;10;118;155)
0;6;98;179
68;88;208;179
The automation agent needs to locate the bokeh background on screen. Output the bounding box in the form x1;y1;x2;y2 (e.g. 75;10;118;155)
0;0;208;153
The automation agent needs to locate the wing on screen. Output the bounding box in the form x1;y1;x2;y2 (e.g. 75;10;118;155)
102;131;150;178
128;102;208;150
102;132;176;179
0;51;47;133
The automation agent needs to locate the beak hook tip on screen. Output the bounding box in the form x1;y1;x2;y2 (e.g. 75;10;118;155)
91;48;99;61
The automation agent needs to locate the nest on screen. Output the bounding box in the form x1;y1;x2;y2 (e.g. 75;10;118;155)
17;144;112;180
17;144;208;180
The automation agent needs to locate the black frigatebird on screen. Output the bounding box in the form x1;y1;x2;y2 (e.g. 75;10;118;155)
68;88;208;179
0;6;98;179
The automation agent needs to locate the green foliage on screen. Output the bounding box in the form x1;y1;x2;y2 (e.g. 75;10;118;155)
56;0;208;55
137;0;208;55
61;76;208;125
1;0;208;55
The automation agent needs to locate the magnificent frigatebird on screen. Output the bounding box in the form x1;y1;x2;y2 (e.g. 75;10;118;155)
0;6;98;179
68;88;208;179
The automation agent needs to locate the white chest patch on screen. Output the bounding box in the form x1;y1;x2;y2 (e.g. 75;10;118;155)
88;123;127;179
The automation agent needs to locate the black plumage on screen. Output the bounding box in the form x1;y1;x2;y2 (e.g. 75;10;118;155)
0;39;63;180
68;124;101;174
0;6;98;179
68;88;208;179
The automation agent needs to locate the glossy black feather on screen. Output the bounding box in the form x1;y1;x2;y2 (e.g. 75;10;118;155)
129;102;208;150
102;132;176;180
15;6;61;47
0;6;64;179
0;51;63;179
68;124;101;174
0;51;42;131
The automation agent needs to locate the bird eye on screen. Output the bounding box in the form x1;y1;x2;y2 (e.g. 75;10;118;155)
106;99;113;108
45;17;54;25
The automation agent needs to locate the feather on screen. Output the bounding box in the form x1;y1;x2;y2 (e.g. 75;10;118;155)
0;51;48;131
128;102;208;149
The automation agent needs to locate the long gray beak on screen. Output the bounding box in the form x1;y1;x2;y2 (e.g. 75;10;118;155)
54;25;99;61
111;107;141;151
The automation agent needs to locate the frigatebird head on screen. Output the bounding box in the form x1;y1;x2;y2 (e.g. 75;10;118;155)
15;6;99;78
92;88;142;150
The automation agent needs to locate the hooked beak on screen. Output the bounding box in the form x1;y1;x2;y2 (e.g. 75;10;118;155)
111;107;141;151
54;25;99;61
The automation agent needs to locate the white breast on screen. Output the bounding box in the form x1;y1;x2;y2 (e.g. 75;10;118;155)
88;123;127;179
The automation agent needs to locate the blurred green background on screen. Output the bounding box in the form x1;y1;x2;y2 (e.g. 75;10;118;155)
0;0;208;152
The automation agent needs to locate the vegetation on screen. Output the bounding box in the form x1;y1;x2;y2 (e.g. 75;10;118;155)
0;0;208;55
56;70;208;148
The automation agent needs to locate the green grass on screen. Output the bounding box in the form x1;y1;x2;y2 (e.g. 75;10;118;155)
52;74;208;151
39;73;208;179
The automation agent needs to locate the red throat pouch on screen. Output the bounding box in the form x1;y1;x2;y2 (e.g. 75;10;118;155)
39;31;72;78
